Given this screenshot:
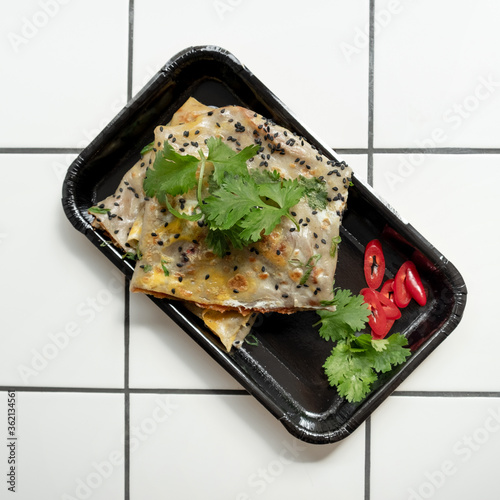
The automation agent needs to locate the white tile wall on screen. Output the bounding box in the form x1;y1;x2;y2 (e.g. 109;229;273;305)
0;155;124;388
373;0;500;148
1;1;499;499
373;154;500;391
129;393;365;500
133;0;370;149
0;391;124;500
0;0;129;148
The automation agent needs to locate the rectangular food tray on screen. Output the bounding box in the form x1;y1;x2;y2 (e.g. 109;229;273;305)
62;45;467;444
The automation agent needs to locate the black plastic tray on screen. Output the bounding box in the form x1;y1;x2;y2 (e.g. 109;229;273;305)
62;46;467;444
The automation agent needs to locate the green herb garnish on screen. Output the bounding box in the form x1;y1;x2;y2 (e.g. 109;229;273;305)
289;254;321;285
315;289;411;403
140;141;155;155
330;235;342;258
143;137;309;257
89;206;110;215
160;259;169;277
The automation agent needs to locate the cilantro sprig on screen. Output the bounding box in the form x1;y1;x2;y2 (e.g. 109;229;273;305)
143;137;319;256
315;289;411;403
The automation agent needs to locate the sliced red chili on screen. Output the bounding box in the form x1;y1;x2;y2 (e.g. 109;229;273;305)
375;319;395;339
393;261;427;308
405;262;427;306
360;288;387;338
393;262;412;308
380;279;395;302
377;290;401;320
364;239;386;290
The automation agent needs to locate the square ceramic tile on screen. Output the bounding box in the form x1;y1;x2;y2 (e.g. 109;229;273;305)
129;393;366;500
133;0;369;148
0;155;124;388
374;0;500;148
342;153;368;184
0;0;128;148
129;292;243;390
0;390;124;499
373;154;500;391
371;396;500;500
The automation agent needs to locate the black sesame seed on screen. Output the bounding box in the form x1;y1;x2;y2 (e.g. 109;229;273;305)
174;233;180;239
151;232;157;237
157;240;164;246
321;239;327;244
183;130;189;137
205;274;210;280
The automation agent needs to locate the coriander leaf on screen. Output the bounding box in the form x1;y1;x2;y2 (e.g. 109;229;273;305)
370;338;389;352
250;169;281;184
142;264;152;272
89;206;110;214
316;289;371;342
323;341;378;403
298;175;328;210
202;176;263;230
143;141;199;203
204;226;247;258
237;179;304;241
257;178;304;213
206;137;259;184
352;333;374;350
140;141;154;155
365;333;410;373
